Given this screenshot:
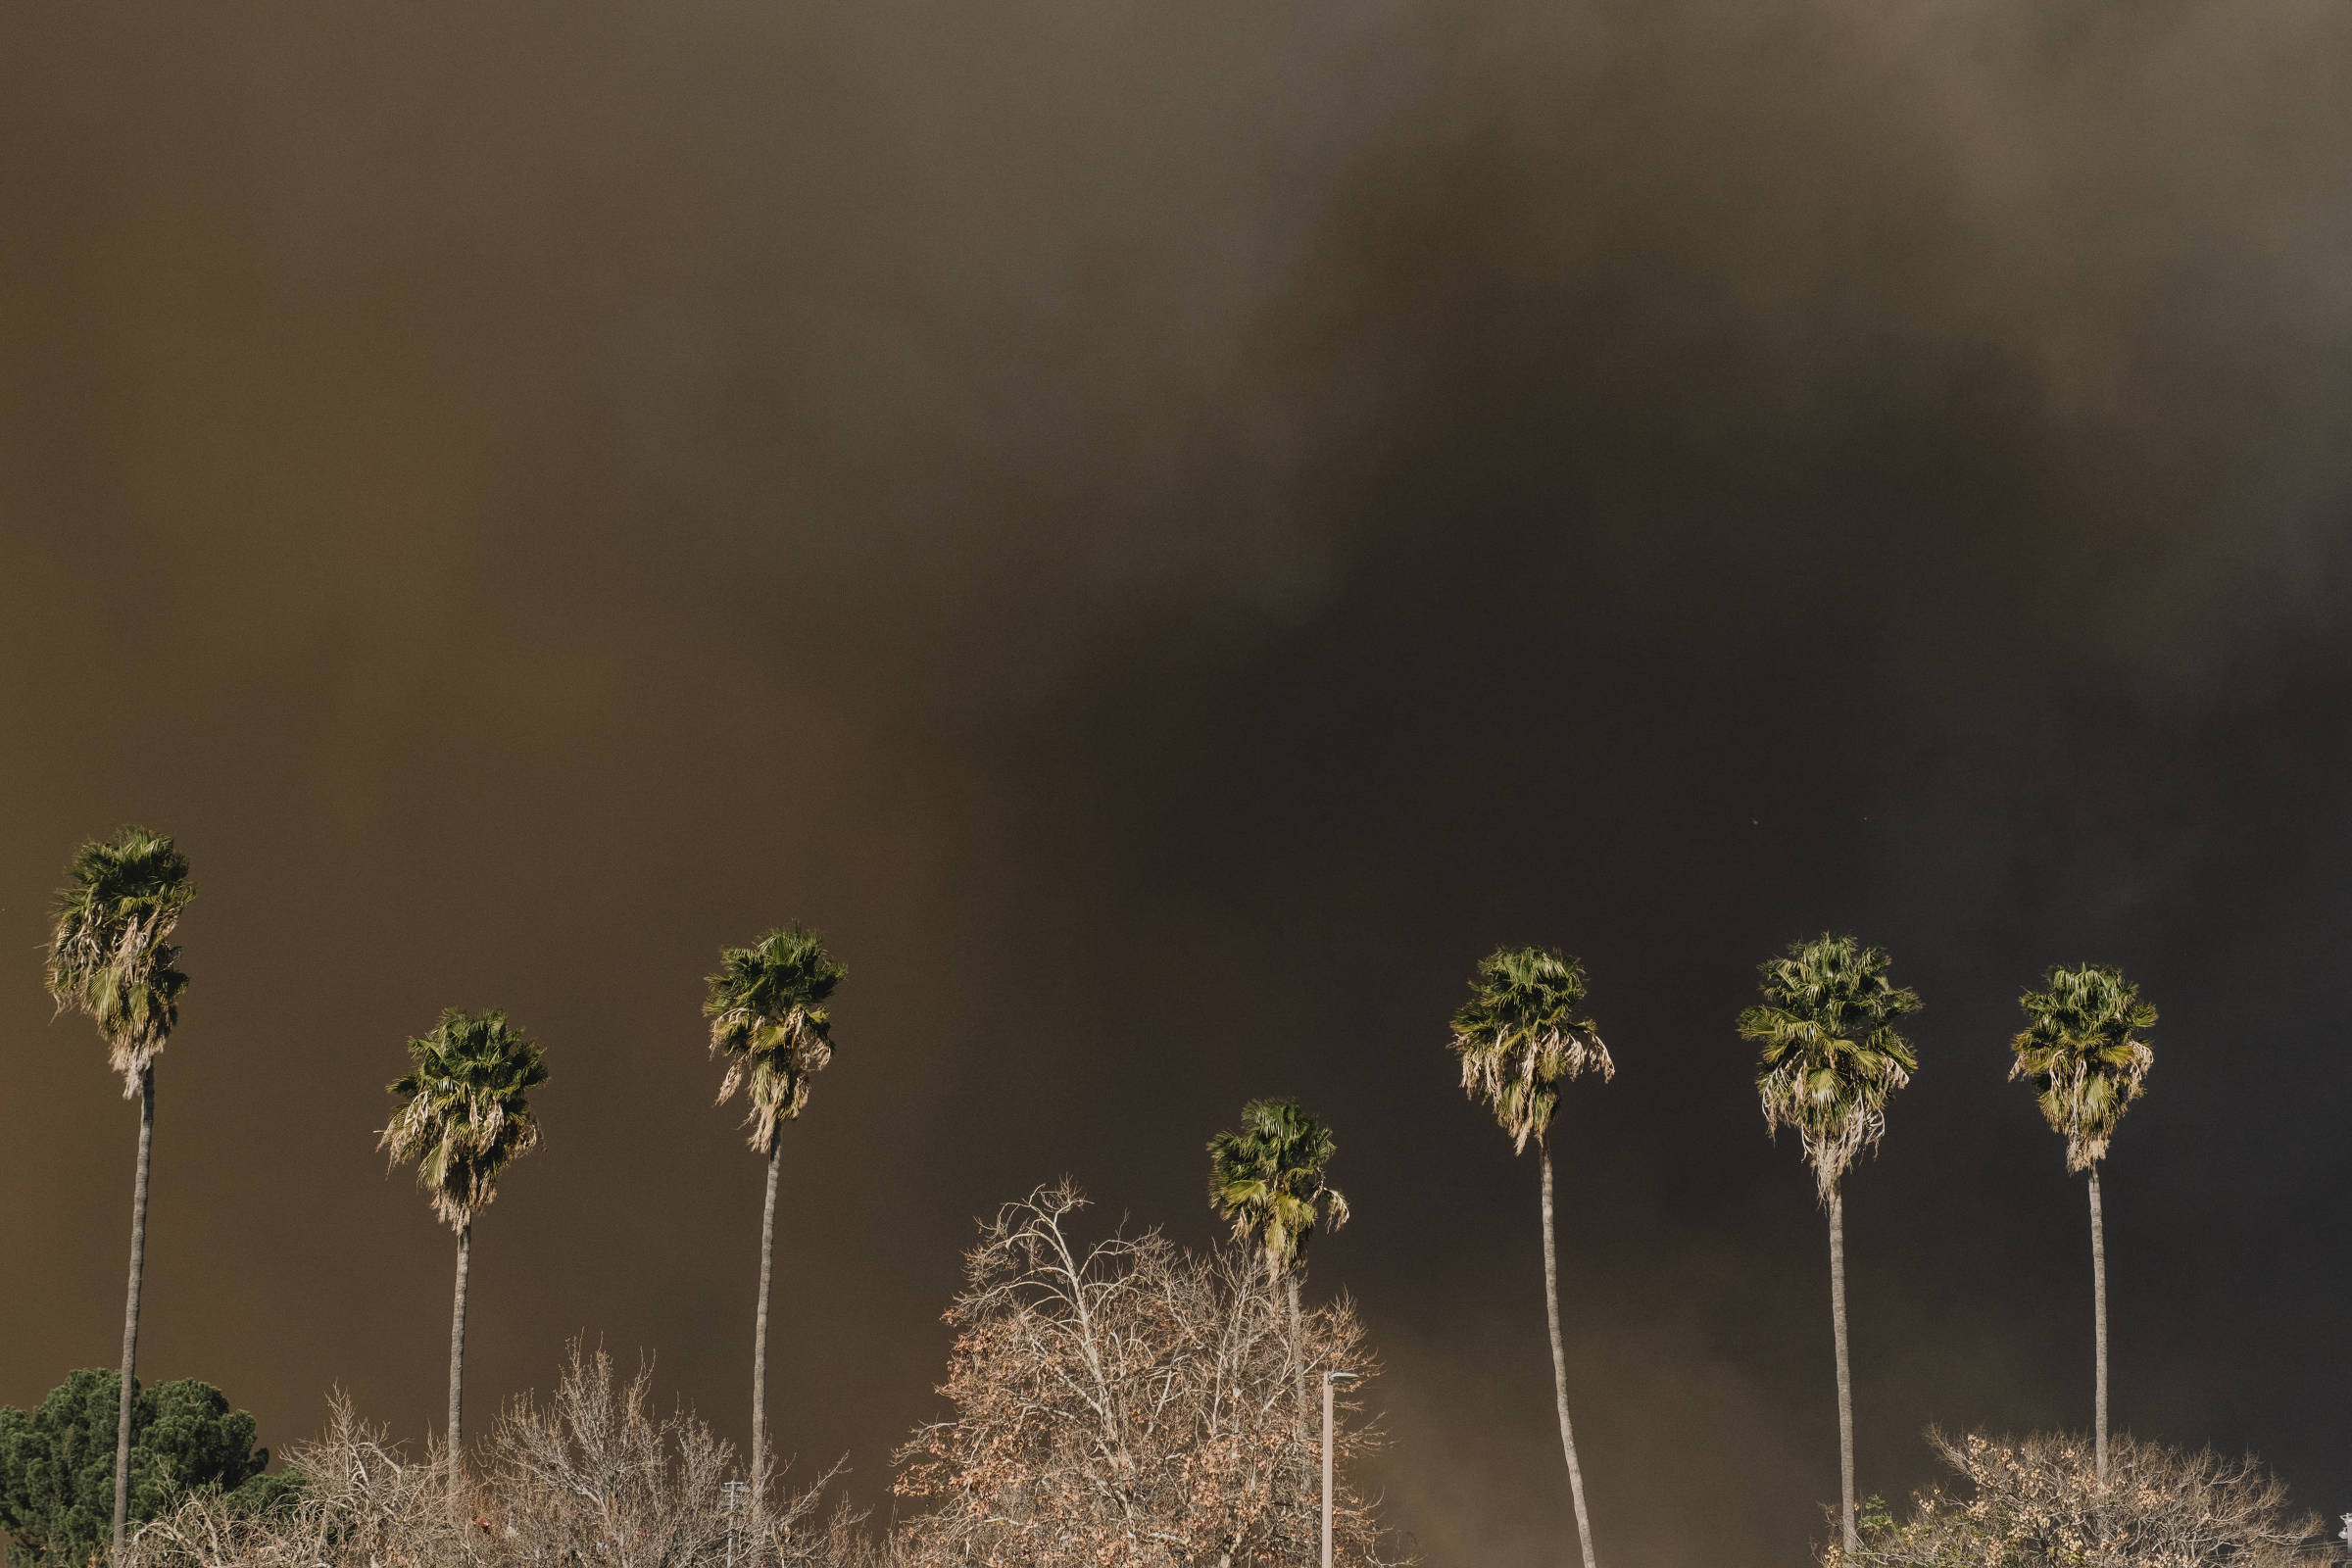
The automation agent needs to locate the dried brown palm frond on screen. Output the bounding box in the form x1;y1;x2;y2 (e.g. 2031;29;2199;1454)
705;926;845;1155
379;1009;548;1232
1447;947;1611;1154
45;827;193;1096
2011;964;2156;1172
1738;934;1921;1202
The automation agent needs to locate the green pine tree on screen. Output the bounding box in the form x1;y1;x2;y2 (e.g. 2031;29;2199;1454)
0;1371;289;1568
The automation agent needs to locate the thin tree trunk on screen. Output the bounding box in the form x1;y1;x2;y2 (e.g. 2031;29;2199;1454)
1830;1189;1856;1557
751;1142;781;1531
2089;1164;2107;1485
1542;1147;1598;1568
448;1220;471;1498
112;1067;155;1559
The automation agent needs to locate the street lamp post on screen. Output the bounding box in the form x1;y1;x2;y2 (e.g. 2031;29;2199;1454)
724;1479;751;1568
1322;1370;1360;1568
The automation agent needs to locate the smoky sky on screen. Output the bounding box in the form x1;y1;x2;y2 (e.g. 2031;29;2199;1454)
6;2;2352;1564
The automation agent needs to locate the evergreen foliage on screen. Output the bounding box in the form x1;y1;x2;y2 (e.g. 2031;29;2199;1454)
0;1372;286;1568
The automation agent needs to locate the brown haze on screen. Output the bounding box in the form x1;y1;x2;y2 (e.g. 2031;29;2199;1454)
5;2;2352;1565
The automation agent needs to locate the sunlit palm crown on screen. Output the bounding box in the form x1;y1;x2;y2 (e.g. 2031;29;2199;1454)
380;1008;549;1232
2011;963;2156;1173
1737;933;1921;1201
1447;946;1613;1154
705;924;844;1155
44;826;194;1097
1207;1098;1350;1277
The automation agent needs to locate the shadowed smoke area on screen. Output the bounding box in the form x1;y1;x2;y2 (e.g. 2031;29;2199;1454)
3;1;2351;1564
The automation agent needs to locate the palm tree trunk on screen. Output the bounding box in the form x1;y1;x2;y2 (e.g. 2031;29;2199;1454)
1287;1271;1311;1538
112;1067;155;1558
1829;1188;1856;1557
1287;1274;1309;1427
751;1142;781;1528
1541;1147;1598;1568
2089;1165;2107;1485
448;1220;471;1498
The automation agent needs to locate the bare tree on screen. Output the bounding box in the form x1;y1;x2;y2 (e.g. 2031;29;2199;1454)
1832;1430;2333;1568
123;1395;479;1568
892;1182;1396;1568
489;1342;852;1568
122;1348;858;1568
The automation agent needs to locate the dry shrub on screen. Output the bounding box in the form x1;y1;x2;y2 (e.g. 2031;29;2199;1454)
892;1181;1397;1568
123;1346;859;1568
1835;1430;2334;1568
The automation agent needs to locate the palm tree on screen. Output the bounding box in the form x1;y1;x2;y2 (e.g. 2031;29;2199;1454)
2011;963;2154;1485
1446;946;1612;1568
1207;1098;1352;1412
379;1007;548;1495
44;827;194;1558
1736;933;1920;1558
705;924;844;1511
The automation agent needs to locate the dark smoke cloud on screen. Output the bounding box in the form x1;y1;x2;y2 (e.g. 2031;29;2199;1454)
4;2;2350;1564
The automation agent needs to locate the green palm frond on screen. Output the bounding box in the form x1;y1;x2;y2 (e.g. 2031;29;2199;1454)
380;1008;549;1231
705;924;845;1155
1207;1098;1350;1278
1737;933;1921;1201
1447;946;1612;1154
45;827;194;1096
2011;963;2155;1172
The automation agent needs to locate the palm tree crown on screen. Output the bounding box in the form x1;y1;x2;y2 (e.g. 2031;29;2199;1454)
705;924;845;1155
1737;933;1921;1201
380;1008;549;1231
2011;963;2155;1172
45;827;194;1096
1207;1098;1351;1278
1447;946;1613;1154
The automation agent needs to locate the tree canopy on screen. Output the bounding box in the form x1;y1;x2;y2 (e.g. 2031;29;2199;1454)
895;1183;1387;1568
1737;934;1921;1200
1835;1430;2327;1567
705;926;844;1155
2011;964;2156;1172
44;828;193;1096
1447;946;1612;1153
380;1008;549;1232
0;1372;289;1566
1206;1098;1350;1281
